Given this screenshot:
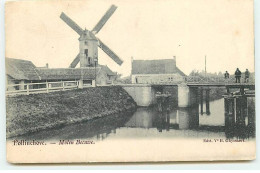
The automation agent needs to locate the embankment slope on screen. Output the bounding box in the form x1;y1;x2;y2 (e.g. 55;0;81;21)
6;86;136;138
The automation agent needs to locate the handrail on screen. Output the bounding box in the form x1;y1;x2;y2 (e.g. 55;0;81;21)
132;76;254;85
6;80;80;96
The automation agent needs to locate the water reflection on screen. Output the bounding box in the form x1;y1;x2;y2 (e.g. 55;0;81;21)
12;111;133;141
11;97;255;141
123;97;254;139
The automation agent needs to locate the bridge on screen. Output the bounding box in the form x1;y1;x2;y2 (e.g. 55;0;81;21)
119;76;255;107
6;76;255;108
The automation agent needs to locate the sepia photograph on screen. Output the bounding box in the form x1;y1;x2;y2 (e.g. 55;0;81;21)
4;0;255;163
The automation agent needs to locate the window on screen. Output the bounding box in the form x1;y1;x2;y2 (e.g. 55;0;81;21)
14;81;19;90
84;49;88;57
88;57;91;65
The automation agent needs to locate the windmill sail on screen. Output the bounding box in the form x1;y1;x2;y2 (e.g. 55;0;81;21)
69;54;80;68
91;5;117;34
98;39;123;65
60;12;84;35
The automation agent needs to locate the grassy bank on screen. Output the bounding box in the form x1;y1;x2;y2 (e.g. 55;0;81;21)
6;86;137;138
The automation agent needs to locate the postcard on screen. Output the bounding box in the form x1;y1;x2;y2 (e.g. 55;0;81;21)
5;0;255;163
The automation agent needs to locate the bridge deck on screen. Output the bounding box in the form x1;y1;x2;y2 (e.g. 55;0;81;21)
187;83;255;87
117;83;255;88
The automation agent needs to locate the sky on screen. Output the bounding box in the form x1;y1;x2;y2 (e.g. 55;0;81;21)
5;0;254;77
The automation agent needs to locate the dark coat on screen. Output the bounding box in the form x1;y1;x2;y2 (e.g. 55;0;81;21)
235;69;241;77
245;70;250;77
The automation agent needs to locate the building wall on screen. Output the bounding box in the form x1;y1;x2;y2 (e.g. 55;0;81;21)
131;73;184;84
96;70;109;85
96;71;116;85
6;75;18;91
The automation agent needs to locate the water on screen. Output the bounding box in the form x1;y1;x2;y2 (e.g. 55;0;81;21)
13;98;249;141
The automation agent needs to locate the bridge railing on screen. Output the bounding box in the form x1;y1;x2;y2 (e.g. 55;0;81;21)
185;76;231;83
134;76;254;85
185;76;254;84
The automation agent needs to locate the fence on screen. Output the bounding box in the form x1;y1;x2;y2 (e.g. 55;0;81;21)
6;76;254;96
6;80;92;96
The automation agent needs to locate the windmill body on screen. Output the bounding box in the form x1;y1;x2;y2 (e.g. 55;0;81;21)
79;30;98;67
60;4;123;68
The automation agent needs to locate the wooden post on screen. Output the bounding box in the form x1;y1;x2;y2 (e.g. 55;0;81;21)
240;86;245;95
78;79;83;89
62;81;65;91
200;88;203;115
226;86;230;94
224;97;235;138
247;97;255;137
206;89;210;115
46;82;49;93
19;80;25;90
235;96;246;138
26;84;29;95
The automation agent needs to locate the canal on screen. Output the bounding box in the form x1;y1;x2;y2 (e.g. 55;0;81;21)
13;97;255;142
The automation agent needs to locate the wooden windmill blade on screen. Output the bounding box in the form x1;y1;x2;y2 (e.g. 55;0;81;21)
60;12;84;35
69;54;80;68
98;39;123;65
91;5;117;34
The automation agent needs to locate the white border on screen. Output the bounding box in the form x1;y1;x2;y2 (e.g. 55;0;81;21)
0;0;259;170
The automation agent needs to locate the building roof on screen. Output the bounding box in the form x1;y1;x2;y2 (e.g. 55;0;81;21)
6;58;116;81
5;58;41;80
36;68;97;80
132;59;186;76
36;65;116;80
100;65;117;76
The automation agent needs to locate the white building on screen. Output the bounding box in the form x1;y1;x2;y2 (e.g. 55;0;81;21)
131;57;186;84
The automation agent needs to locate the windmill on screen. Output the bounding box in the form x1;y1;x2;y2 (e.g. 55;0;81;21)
60;4;123;68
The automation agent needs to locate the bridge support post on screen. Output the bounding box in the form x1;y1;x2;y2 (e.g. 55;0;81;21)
226;86;230;94
200;88;203;114
178;84;190;107
206;88;210;115
247;97;255;137
122;85;155;106
224;97;236;138
240;86;245;95
235;96;247;138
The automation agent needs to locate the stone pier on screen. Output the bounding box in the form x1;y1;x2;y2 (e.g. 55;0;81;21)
122;84;198;107
122;84;155;107
177;84;198;107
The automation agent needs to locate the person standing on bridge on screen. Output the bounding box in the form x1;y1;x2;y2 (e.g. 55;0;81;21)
244;69;250;83
235;68;242;83
224;71;230;79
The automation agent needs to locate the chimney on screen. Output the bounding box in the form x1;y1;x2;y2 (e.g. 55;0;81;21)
46;63;49;68
173;56;176;67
